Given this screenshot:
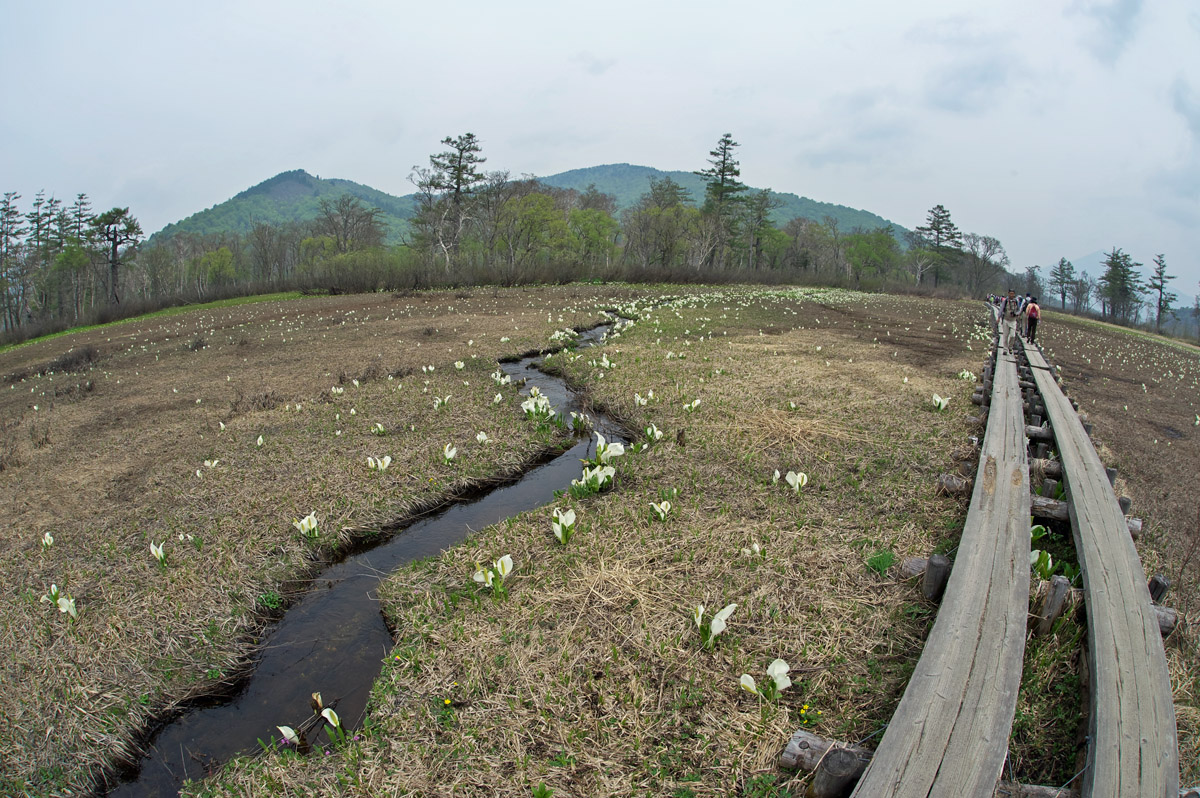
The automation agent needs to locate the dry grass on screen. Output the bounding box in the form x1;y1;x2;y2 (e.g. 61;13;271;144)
0;285;632;795
185;288;988;797
2;286;1195;796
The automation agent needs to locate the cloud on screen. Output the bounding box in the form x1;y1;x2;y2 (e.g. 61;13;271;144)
803;89;915;168
1071;0;1144;64
571;51;616;76
1170;77;1200;141
923;54;1014;114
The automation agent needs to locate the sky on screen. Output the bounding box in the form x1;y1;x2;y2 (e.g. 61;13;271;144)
2;0;1198;296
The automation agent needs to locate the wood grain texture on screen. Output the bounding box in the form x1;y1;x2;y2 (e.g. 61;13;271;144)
1020;339;1178;798
848;348;1030;798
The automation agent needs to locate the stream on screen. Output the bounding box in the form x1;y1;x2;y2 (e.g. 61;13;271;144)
108;325;622;797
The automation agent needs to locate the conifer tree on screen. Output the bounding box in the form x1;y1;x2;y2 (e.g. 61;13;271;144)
1147;254;1177;333
913;204;963;286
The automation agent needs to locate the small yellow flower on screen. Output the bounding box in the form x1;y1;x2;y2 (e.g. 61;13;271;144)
444;699;451;705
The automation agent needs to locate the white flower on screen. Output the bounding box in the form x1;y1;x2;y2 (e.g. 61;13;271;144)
150;541;165;563
41;532;53;549
443;443;457;462
772;469;780;484
551;508;576;543
494;554;514;578
709;603;737;637
293;513;318;537
766;658;792;692
740;674;760;695
693;604;705;628
277;725;299;745
472;562;495;587
476;431;489;443
455;361;465;370
932;393;950;411
650;500;671;521
596;433;625;463
204;459;219;468
494;393;504;404
57;595;77;619
785;471;808;493
352;379;360;388
256;435;264;447
321;707;341;728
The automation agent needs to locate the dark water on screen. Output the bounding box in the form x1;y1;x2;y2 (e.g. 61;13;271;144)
108;327;622;797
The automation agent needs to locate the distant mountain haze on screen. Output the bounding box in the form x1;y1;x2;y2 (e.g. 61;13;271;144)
149;165;907;246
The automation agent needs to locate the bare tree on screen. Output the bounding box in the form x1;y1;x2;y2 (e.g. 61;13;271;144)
961;233;1009;297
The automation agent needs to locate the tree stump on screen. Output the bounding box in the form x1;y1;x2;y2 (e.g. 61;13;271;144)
1148;575;1170;604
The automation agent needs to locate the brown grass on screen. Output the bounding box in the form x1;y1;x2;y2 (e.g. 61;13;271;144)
2;286;1195;795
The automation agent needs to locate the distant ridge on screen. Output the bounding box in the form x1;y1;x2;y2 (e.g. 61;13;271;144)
150;165;905;244
538;163;906;234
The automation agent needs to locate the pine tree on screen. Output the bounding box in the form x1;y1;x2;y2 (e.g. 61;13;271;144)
89;208;143;306
695;133;748;269
1048;257;1076;309
913;204;963;286
1146;254;1177;333
1097;247;1145;324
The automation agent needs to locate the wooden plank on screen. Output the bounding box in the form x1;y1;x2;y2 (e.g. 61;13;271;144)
1020;339;1178;797
849;349;1030;798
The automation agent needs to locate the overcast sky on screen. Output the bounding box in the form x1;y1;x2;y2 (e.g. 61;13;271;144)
2;0;1197;294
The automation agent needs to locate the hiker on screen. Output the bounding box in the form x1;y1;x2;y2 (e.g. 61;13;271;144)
1019;293;1032;338
1000;289;1020;353
1026;297;1041;345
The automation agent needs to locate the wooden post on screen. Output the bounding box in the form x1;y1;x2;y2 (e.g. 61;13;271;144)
1030;414;1043;428
1037;576;1072;636
1026;425;1054;441
922;553;951;602
1035;442;1050;459
1031;494;1069;521
1041;479;1058;498
1128;517;1143;539
1031;458;1063;478
806;747;862;798
1118;496;1131;514
1149;575;1170;604
1105;466;1117;485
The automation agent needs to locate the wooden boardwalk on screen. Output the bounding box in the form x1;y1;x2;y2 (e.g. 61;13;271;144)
848;347;1032;797
1019;338;1179;798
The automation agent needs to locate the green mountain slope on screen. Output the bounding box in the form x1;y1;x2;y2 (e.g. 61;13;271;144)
151;170;416;245
538;163;905;234
150;164;904;246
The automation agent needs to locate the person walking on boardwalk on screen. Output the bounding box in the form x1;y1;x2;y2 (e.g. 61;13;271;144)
1025;296;1041;345
1000;289;1020;353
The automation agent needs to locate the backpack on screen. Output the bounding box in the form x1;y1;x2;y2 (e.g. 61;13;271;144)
1027;303;1040;320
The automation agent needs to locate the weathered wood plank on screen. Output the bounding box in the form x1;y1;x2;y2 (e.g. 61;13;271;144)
848;348;1030;798
1020;339;1178;797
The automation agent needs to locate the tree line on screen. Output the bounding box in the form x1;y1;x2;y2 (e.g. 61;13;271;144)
4;133;1192;343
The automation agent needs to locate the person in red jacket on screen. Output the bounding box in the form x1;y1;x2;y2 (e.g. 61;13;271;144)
1026;297;1041;344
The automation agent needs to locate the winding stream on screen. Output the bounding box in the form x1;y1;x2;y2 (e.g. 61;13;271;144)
109;326;622;797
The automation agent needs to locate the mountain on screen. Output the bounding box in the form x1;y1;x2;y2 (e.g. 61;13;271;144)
151;170;416;245
538;163;906;235
149;164;905;245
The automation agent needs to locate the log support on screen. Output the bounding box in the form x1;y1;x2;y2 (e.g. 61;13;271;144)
922;553;951;602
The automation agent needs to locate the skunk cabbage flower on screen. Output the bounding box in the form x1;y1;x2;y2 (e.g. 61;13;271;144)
709;603;737;637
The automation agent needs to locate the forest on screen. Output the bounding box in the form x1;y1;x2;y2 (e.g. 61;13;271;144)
2;133;1194;344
